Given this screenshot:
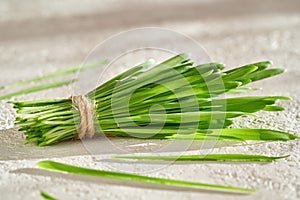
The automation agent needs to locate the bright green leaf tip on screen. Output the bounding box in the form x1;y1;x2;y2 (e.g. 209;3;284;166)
37;160;256;194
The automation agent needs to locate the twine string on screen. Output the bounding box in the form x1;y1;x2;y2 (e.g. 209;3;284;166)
69;95;95;139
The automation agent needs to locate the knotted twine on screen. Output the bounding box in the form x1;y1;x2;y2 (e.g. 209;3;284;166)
69;95;96;139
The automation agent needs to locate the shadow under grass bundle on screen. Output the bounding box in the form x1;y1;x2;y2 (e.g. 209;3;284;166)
11;54;297;146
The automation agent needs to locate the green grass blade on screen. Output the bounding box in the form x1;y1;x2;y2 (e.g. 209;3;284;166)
225;87;259;94
38;160;255;194
0;60;106;90
217;128;298;141
126;111;250;124
224;61;272;74
250;61;273;71
245;68;285;82
10;99;70;107
263;105;285;111
112;154;289;162
202;96;290;113
0;80;76;100
167;128;298;141
40;192;57;200
222;65;258;81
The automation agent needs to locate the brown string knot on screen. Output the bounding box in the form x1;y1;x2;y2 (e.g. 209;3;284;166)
69;95;95;139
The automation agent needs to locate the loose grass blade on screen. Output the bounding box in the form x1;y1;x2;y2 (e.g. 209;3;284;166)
0;80;76;100
0;60;107;90
38;160;255;194
112;154;289;162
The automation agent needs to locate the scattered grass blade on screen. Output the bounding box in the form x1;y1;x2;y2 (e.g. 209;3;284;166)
38;160;255;194
0;80;77;100
0;60;106;90
112;154;289;162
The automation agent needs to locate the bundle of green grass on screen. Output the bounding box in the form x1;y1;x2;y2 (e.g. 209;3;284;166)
12;54;297;146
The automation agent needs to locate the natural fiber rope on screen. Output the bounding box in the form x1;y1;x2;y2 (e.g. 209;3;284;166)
69;95;95;139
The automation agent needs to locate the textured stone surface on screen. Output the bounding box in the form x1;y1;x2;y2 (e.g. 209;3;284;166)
0;0;299;199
